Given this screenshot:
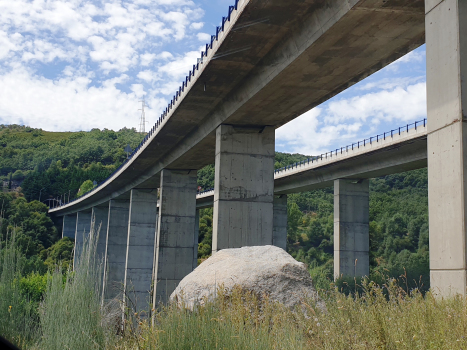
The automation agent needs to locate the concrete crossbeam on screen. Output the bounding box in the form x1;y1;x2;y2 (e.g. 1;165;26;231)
153;169;197;305
124;189;158;314
426;0;467;296
273;195;287;250
334;179;369;279
212;125;275;252
62;214;77;239
102;199;130;300
74;210;92;269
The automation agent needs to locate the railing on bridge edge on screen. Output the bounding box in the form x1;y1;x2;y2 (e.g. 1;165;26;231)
51;0;242;209
273;118;427;175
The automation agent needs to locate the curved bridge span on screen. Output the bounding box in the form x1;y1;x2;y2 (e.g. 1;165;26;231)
49;0;467;306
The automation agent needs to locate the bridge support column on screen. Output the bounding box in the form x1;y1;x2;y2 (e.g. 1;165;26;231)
74;210;92;269
62;214;77;239
123;189;158;314
194;209;200;269
103;199;130;300
153;169;197;305
212;125;275;252
273;195;287;250
92;205;109;261
334;179;369;279
426;0;467;296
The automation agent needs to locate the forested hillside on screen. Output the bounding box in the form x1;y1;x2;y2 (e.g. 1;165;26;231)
0;125;429;291
0;124;143;202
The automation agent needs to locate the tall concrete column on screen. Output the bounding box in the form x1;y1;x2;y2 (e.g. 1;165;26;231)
103;199;130;300
92;205;109;261
74;210;92;269
334;179;369;279
153;169;197;305
426;0;467;295
194;209;200;270
123;189;158;314
62;214;77;239
212;125;275;253
273;195;288;250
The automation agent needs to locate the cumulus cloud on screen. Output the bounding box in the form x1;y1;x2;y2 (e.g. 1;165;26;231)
276;79;427;155
0;0;211;131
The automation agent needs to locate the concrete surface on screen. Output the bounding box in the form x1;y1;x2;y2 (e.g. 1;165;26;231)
426;0;467;296
50;0;425;217
62;214;77;239
334;179;369;279
92;205;109;262
74;210;92;269
273;195;287;250
123;189;158;314
153;170;198;305
103;199;130;300
212;125;275;253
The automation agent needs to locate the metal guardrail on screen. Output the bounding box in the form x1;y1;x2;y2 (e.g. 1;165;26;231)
273;118;427;175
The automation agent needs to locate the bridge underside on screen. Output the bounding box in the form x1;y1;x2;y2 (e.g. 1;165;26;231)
51;0;425;216
51;0;467;303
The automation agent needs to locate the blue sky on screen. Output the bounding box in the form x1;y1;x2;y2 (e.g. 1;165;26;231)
0;0;427;156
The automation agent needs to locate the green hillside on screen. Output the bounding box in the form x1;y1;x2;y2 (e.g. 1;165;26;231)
0;124;429;291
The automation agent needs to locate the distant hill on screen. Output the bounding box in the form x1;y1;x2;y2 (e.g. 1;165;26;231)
0;124;144;202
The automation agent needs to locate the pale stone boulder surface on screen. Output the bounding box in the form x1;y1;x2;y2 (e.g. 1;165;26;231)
170;245;323;310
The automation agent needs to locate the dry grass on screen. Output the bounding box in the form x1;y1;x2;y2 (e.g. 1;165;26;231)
114;281;467;350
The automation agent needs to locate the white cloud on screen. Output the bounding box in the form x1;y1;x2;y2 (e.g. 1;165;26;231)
0;67;155;131
191;22;204;30
326;82;426;124
197;32;210;41
277;80;427;155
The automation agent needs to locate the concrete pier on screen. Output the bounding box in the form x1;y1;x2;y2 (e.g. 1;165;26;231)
426;0;467;296
92;205;109;261
103;199;130;300
194;209;200;269
153;169;197;305
123;189;158;313
74;210;92;269
273;195;288;250
212;125;275;253
334;179;369;279
62;214;77;239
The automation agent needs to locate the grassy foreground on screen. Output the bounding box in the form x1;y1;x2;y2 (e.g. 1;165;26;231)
2;230;467;349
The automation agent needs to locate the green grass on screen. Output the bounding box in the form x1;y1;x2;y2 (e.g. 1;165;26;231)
117;281;467;350
0;230;39;348
38;222;113;350
3;223;467;349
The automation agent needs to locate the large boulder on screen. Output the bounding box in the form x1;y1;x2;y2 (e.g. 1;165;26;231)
170;245;324;311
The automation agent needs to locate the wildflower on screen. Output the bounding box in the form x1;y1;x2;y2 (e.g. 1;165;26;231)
8;305;12;313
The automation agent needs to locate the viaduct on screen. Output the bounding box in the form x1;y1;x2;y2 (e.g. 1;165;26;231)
49;0;467;310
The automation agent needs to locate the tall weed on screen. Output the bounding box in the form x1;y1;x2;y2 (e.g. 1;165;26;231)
39;222;115;350
0;230;38;348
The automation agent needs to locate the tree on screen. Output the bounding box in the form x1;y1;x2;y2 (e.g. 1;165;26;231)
77;180;94;197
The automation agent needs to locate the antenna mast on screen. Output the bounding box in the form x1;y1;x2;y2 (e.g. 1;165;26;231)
138;99;148;134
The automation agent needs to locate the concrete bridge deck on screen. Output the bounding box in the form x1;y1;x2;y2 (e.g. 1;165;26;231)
50;0;467;301
49;0;425;217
